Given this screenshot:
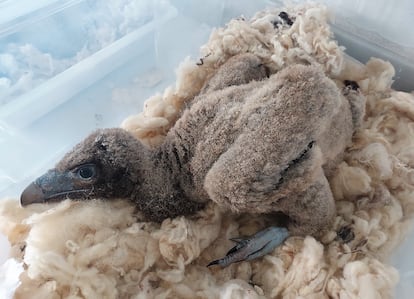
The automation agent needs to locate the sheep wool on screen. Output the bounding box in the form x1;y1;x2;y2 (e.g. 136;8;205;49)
1;3;413;299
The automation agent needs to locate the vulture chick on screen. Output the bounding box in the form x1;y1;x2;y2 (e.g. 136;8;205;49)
20;54;365;267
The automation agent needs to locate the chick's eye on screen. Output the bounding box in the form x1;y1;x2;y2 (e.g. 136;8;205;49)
77;165;96;180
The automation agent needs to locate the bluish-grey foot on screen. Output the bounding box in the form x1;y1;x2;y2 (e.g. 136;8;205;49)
207;226;289;267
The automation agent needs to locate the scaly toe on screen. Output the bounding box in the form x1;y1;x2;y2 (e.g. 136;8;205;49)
207;226;289;267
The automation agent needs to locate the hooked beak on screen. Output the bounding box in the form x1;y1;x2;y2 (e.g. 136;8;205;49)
20;182;46;206
20;169;87;206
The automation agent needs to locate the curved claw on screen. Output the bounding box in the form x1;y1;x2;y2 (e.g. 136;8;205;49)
207;226;289;268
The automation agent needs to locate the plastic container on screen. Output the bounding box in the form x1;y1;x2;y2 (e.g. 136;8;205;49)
0;0;177;198
0;0;413;297
320;0;414;92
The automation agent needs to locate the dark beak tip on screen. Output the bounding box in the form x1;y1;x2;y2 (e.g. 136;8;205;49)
20;182;46;206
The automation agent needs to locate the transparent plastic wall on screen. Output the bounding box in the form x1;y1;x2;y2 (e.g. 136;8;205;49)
0;0;178;198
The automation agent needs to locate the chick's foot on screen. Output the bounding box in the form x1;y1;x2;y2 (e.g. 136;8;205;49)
207;226;289;267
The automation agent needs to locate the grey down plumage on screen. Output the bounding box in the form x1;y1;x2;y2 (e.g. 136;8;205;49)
20;53;366;238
